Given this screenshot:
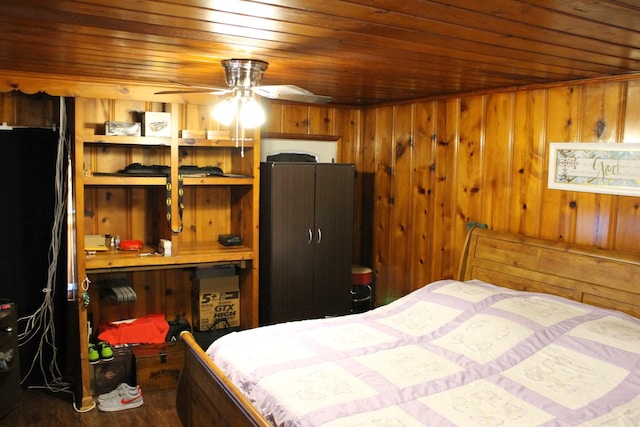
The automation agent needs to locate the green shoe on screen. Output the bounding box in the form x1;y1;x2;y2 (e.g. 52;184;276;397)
88;344;99;364
98;341;114;361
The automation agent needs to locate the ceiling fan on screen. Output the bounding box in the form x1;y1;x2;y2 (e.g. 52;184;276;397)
155;58;332;105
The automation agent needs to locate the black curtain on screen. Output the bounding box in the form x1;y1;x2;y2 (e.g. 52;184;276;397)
0;127;68;385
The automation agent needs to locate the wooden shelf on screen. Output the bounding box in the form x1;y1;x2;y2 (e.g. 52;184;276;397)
84;175;167;186
182;176;254;185
179;138;254;148
84;175;253;186
82;134;172;146
82;134;254;149
85;242;253;272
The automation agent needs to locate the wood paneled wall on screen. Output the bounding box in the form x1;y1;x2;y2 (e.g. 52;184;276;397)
0;91;58;127
359;80;640;305
260;78;640;307
4;75;640;310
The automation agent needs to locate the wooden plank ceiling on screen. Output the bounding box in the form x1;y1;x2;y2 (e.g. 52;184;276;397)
1;1;640;106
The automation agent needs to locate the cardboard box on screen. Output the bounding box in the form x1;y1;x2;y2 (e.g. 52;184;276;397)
90;347;134;396
133;342;184;392
192;266;239;331
179;129;205;139
143;112;171;137
206;130;230;140
105;121;141;136
158;238;172;256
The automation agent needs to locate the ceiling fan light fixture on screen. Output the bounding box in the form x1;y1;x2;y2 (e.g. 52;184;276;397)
212;97;236;127
212;94;265;129
240;97;265;128
222;59;268;88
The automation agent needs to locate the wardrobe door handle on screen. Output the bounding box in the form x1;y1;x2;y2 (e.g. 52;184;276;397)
317;228;322;243
308;228;313;244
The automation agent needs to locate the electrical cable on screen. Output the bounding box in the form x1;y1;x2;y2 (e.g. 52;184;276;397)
16;97;95;413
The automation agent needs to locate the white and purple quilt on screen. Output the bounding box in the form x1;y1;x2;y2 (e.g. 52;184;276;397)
207;279;640;426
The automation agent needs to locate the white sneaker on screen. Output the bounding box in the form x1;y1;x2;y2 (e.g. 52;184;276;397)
97;384;143;412
97;383;141;402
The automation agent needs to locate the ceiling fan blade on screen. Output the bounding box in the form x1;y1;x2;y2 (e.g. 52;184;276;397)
272;93;332;104
253;85;332;104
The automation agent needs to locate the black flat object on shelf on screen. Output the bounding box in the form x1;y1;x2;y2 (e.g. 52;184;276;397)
118;163;169;176
179;165;224;176
108;163;224;176
218;234;242;246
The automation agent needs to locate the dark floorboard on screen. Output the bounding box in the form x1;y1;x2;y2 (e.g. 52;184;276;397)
2;387;182;426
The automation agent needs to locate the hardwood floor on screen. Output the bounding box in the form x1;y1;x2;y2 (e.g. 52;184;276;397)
3;387;182;426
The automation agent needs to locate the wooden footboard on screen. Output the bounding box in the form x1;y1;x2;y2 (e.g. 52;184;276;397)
176;331;270;427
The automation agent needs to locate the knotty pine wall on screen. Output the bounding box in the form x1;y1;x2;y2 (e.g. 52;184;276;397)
4;74;640;309
360;78;640;305
265;77;640;307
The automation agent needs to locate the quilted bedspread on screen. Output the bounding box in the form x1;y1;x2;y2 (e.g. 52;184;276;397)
207;279;640;426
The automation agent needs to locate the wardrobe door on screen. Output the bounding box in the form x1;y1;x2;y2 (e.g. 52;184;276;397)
260;163;316;324
313;164;354;317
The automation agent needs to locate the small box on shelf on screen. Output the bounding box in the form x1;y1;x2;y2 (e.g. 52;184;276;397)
143;112;171;137
207;130;230;140
179;129;205;139
158;239;172;256
105;121;141;136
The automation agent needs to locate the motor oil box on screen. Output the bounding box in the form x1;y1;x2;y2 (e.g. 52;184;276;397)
191;265;239;331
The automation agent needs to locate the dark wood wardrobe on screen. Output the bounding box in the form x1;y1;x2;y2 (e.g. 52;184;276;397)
259;162;355;324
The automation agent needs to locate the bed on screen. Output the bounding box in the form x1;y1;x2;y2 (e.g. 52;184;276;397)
176;227;640;426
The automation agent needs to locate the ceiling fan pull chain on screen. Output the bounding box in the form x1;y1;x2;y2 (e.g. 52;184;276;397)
241;125;245;158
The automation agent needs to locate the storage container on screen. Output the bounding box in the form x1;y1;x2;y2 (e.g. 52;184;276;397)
133;342;184;392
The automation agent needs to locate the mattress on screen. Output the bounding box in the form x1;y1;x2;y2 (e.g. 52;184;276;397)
207;279;640;426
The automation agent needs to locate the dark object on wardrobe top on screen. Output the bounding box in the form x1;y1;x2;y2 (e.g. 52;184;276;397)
266;153;317;163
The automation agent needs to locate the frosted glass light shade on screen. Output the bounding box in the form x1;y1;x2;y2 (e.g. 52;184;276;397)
212;98;236;127
212;96;265;129
240;98;265;128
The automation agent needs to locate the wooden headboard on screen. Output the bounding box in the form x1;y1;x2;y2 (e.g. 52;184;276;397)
458;227;640;318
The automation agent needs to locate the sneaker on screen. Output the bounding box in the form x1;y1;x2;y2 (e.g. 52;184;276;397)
88;344;99;364
97;384;143;412
98;341;114;361
97;383;141;403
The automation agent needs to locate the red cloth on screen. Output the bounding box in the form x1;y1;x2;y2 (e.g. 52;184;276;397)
98;314;169;345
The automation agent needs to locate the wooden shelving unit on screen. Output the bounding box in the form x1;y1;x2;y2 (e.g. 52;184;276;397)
72;98;260;410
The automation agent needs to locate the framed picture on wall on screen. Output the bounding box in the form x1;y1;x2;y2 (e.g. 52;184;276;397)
548;142;640;197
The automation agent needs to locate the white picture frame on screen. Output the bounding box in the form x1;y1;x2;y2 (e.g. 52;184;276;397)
548;142;640;197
